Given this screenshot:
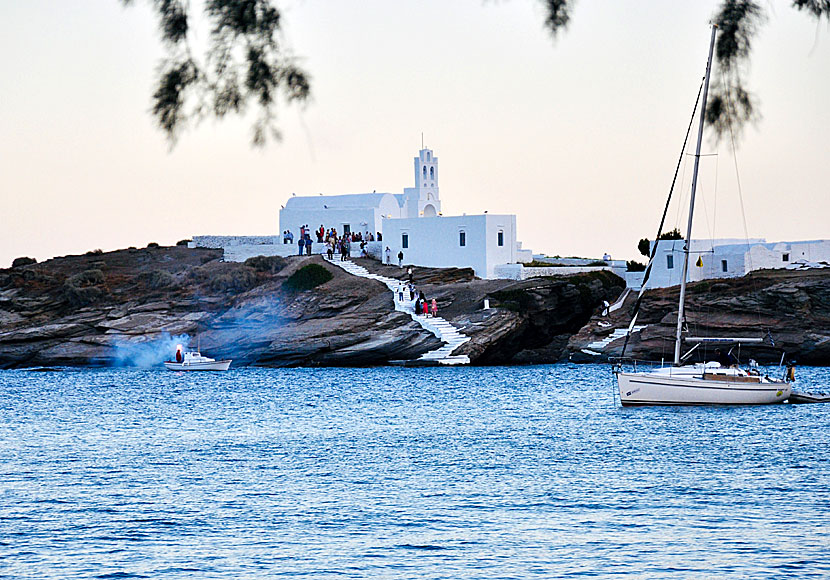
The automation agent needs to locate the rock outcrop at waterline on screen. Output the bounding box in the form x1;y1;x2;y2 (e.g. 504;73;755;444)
0;246;624;368
567;269;830;365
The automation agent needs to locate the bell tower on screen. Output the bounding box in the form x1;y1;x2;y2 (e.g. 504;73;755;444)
403;147;441;218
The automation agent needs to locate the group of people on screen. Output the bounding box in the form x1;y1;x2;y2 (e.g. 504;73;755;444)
288;224;383;258
395;281;438;317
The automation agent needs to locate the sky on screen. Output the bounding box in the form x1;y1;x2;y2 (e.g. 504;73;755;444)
1;0;828;268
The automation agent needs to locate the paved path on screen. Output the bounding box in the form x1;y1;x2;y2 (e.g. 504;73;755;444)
324;257;470;365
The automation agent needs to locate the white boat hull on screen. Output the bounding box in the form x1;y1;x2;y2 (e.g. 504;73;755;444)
164;359;232;371
617;371;791;406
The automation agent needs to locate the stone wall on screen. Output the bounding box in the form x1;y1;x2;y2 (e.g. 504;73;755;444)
493;263;622;281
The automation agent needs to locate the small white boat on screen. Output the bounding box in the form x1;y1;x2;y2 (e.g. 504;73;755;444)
164;347;231;371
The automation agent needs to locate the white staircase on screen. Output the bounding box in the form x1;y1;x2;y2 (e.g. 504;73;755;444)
323;257;470;365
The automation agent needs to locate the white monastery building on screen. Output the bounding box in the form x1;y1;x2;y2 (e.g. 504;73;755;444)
627;238;830;289
193;147;533;278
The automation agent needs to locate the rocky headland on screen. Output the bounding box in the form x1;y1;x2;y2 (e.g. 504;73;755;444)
2;246;827;368
0;246;623;368
568;269;830;365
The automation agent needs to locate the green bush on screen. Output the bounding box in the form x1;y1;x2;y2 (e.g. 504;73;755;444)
85;249;103;256
176;239;191;246
587;260;608;266
147;242;160;248
245;255;288;274
626;260;646;272
282;264;333;292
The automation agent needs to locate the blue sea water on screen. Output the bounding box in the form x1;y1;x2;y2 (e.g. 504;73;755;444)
1;364;829;579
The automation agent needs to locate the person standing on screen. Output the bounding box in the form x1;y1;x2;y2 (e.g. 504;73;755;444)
407;267;413;283
385;246;391;265
397;250;404;268
422;299;429;317
431;298;437;318
305;235;312;255
297;236;304;256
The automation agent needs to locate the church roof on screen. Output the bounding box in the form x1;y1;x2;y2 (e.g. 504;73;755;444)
284;192;399;211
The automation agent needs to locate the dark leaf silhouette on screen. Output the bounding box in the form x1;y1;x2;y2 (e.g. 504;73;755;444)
123;0;310;147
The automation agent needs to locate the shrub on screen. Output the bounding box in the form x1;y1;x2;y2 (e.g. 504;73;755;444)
282;264;333;292
245;255;288;274
186;265;211;283
11;257;37;268
63;285;103;307
63;269;105;306
67;269;105;288
588;260;608;266
626;260;646;272
176;239;191;246
140;269;176;289
209;267;258;293
85;249;103;256
147;242;160;248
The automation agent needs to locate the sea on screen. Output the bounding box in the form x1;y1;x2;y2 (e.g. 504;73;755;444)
2;364;829;579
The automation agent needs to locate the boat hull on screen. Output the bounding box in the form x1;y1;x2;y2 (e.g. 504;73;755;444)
617;371;791;406
163;360;232;371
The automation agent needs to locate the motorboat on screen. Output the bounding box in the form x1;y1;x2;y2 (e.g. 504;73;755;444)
164;345;231;371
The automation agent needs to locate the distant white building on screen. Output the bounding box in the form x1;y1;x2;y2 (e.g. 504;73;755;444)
279;148;442;239
194;146;533;278
626;238;830;289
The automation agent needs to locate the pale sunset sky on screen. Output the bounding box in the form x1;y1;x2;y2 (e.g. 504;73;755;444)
1;1;828;267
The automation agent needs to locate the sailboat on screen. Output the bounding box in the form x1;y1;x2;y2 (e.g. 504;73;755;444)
614;24;793;406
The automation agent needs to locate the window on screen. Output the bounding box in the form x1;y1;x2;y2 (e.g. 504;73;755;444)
343;224;350;235
721;259;728;272
459;231;466;247
402;234;408;249
430;167;434;180
666;254;674;269
498;231;504;247
423;166;427;179
783;253;789;262
426;152;431;161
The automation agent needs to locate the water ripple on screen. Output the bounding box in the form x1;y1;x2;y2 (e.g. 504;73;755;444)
1;364;829;578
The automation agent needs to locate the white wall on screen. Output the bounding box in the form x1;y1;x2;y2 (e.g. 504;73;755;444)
493;263;616;280
381;214;517;278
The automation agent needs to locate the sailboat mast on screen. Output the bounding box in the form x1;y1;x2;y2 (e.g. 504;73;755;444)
674;24;718;366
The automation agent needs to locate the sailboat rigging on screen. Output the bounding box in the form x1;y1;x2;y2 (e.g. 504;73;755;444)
614;24;794;406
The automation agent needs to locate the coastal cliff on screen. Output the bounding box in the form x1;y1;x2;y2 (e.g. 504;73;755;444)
3;246;826;368
0;246;622;368
567;269;830;365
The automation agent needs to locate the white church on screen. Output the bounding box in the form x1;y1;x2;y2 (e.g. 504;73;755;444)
192;147;533;278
